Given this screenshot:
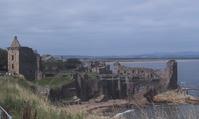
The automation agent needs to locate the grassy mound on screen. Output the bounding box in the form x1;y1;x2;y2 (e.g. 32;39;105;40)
0;76;84;119
32;73;73;88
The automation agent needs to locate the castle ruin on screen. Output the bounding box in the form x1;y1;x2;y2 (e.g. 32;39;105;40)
49;60;178;102
7;36;42;80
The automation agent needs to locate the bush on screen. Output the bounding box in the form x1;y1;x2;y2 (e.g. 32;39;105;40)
0;48;7;71
64;58;82;70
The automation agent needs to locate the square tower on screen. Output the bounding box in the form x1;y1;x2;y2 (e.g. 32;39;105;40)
7;36;42;80
7;36;21;75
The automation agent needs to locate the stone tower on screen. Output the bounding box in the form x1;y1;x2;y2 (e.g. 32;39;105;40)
8;36;21;75
8;36;42;80
166;60;178;89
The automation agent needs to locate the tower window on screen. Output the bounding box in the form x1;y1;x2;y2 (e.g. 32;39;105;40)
12;64;14;69
12;55;14;60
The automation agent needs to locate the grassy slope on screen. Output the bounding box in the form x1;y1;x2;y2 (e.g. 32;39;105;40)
0;76;84;119
32;72;98;89
32;73;73;88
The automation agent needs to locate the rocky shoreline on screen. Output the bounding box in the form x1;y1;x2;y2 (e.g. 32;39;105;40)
76;89;199;119
153;90;199;104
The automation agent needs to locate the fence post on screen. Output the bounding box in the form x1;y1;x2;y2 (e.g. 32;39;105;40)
0;109;2;119
0;106;12;119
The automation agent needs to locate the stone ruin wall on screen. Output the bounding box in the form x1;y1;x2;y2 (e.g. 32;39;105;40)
48;60;178;102
112;60;178;101
159;60;178;90
19;47;38;80
113;60;178;90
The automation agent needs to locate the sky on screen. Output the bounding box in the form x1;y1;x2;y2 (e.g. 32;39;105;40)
0;0;199;56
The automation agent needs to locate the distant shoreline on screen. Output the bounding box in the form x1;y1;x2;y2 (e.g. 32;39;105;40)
105;58;199;63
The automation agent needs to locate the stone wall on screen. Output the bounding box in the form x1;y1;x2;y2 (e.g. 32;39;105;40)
49;81;76;101
74;73;99;101
8;47;20;74
48;60;178;102
7;37;42;80
19;47;37;80
113;62;160;80
166;60;178;89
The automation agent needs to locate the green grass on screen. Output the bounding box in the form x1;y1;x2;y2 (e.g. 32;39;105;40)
32;72;98;89
33;73;73;88
87;72;98;80
0;76;84;119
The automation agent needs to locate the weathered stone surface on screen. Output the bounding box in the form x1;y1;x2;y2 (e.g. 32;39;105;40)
75;73;99;101
49;81;76;101
153;90;199;104
49;60;178;103
166;60;178;89
7;36;42;80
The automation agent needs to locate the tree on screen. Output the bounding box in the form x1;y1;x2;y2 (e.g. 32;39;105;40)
64;58;82;70
42;59;64;72
0;48;8;71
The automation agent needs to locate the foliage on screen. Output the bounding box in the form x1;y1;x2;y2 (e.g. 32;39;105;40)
0;48;7;71
42;58;82;72
42;59;64;72
64;58;82;70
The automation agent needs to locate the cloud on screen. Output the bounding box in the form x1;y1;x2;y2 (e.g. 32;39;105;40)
0;0;199;55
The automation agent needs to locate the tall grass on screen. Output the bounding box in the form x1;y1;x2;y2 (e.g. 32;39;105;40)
0;76;84;119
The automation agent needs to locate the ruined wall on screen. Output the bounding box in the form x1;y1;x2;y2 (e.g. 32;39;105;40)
8;37;42;80
125;60;178;101
19;47;37;80
74;73;99;101
49;60;178;102
113;63;160;80
8;46;37;80
159;60;178;90
99;60;178;101
36;54;43;80
99;79;127;99
49;81;76;101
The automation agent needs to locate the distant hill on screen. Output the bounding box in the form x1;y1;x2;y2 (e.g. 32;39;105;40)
123;52;199;59
53;51;199;60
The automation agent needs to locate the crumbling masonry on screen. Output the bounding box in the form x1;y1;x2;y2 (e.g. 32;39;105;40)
7;36;42;80
49;60;178;102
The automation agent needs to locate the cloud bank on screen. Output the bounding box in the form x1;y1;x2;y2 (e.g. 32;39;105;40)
0;0;199;55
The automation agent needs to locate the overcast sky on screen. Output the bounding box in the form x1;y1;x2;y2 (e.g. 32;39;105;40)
0;0;199;56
